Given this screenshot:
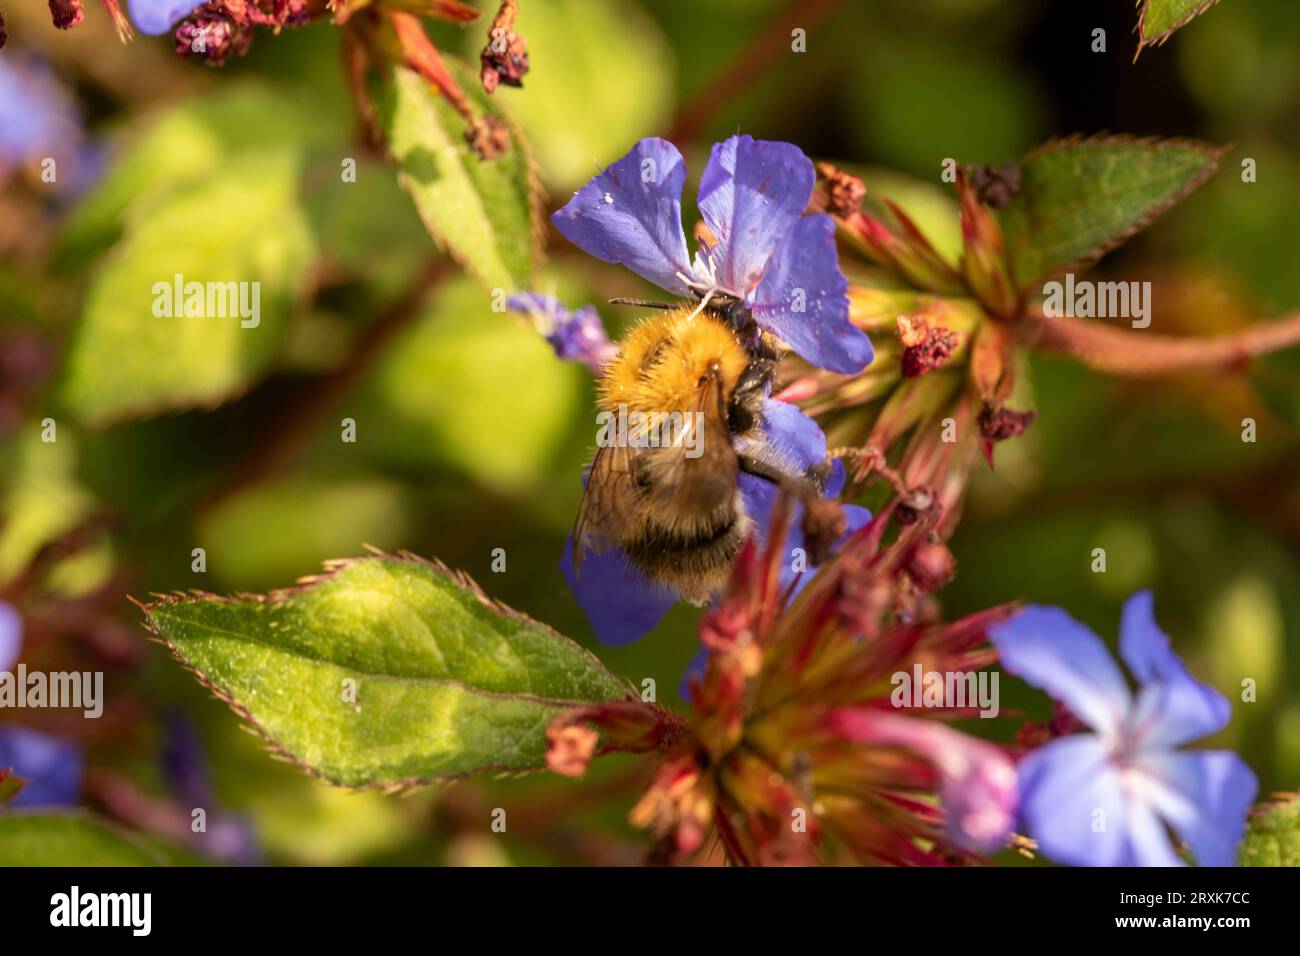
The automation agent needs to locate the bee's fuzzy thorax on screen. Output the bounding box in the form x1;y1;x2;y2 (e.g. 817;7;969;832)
598;307;750;414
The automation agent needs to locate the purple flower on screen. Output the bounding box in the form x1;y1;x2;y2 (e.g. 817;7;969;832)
162;715;261;864
552;135;874;375
0;52;103;197
0;727;84;807
0;604;84;809
563;399;870;646
0;602;19;673
127;0;202;35
989;591;1258;867
506;293;616;373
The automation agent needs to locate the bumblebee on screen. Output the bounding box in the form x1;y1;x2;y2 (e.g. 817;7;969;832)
573;298;831;604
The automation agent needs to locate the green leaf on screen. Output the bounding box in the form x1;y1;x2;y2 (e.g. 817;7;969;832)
355;274;587;497
373;60;540;292
56;149;316;426
0;812;174;866
999;135;1224;290
474;0;673;188
0;427;94;587
1239;794;1300;866
57;83;333;270
143;553;630;787
1139;0;1222;53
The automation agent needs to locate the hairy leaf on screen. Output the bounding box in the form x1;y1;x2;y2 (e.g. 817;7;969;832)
1139;0;1222;53
143;553;630;788
1239;794;1300;866
373;60;540;292
999;135;1223;291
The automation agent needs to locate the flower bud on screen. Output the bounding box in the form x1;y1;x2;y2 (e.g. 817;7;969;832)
48;0;85;29
907;541;956;593
957;168;1019;318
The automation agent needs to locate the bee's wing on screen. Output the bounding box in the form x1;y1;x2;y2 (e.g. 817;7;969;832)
572;441;639;577
657;370;739;517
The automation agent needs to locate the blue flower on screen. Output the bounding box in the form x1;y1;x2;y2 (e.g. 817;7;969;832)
127;0;203;35
0;602;84;809
0;727;84;808
506;292;616;373
989;591;1258;867
0;53;90;186
563;400;870;647
552;135;874;375
0;602;19;673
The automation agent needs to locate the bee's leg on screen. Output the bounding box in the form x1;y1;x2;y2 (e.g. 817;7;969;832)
727;358;776;433
737;451;827;498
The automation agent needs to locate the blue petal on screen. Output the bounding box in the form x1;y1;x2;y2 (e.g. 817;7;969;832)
507;292;614;371
749;215;873;374
1120;590;1231;749
0;727;83;808
989;606;1132;736
1017;734;1136;866
0;602;20;672
0;54;89;195
127;0;203;35
737;398;869;596
561;535;676;647
697;136;814;295
552;138;693;296
1140;750;1257;867
756;397;829;473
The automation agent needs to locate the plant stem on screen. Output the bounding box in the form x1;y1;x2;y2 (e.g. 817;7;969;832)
1015;306;1300;376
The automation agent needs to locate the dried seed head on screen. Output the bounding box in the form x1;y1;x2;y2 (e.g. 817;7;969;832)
966;162;1022;210
897;314;958;378
48;0;85;29
465;114;510;160
815;161;867;218
480;0;529;93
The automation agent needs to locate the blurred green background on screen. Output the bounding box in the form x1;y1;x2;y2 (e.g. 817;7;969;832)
1;0;1298;864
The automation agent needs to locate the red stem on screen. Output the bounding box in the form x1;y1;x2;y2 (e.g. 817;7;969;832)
1015;306;1300;376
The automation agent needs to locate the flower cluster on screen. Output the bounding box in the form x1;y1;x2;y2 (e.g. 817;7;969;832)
548;501;1019;865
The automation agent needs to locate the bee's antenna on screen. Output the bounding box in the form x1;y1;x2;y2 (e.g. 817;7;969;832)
608;298;675;310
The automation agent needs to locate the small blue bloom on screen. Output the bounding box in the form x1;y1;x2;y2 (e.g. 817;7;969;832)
0;52;101;196
0;603;85;809
552;135;874;375
563;399;869;647
506;293;616;373
162;715;261;864
0;727;84;808
127;0;204;35
0;601;20;673
989;591;1258;867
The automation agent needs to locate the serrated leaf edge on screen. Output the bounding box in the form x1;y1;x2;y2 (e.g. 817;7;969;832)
1136;0;1223;56
1007;132;1228;290
134;547;634;792
381;62;545;293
